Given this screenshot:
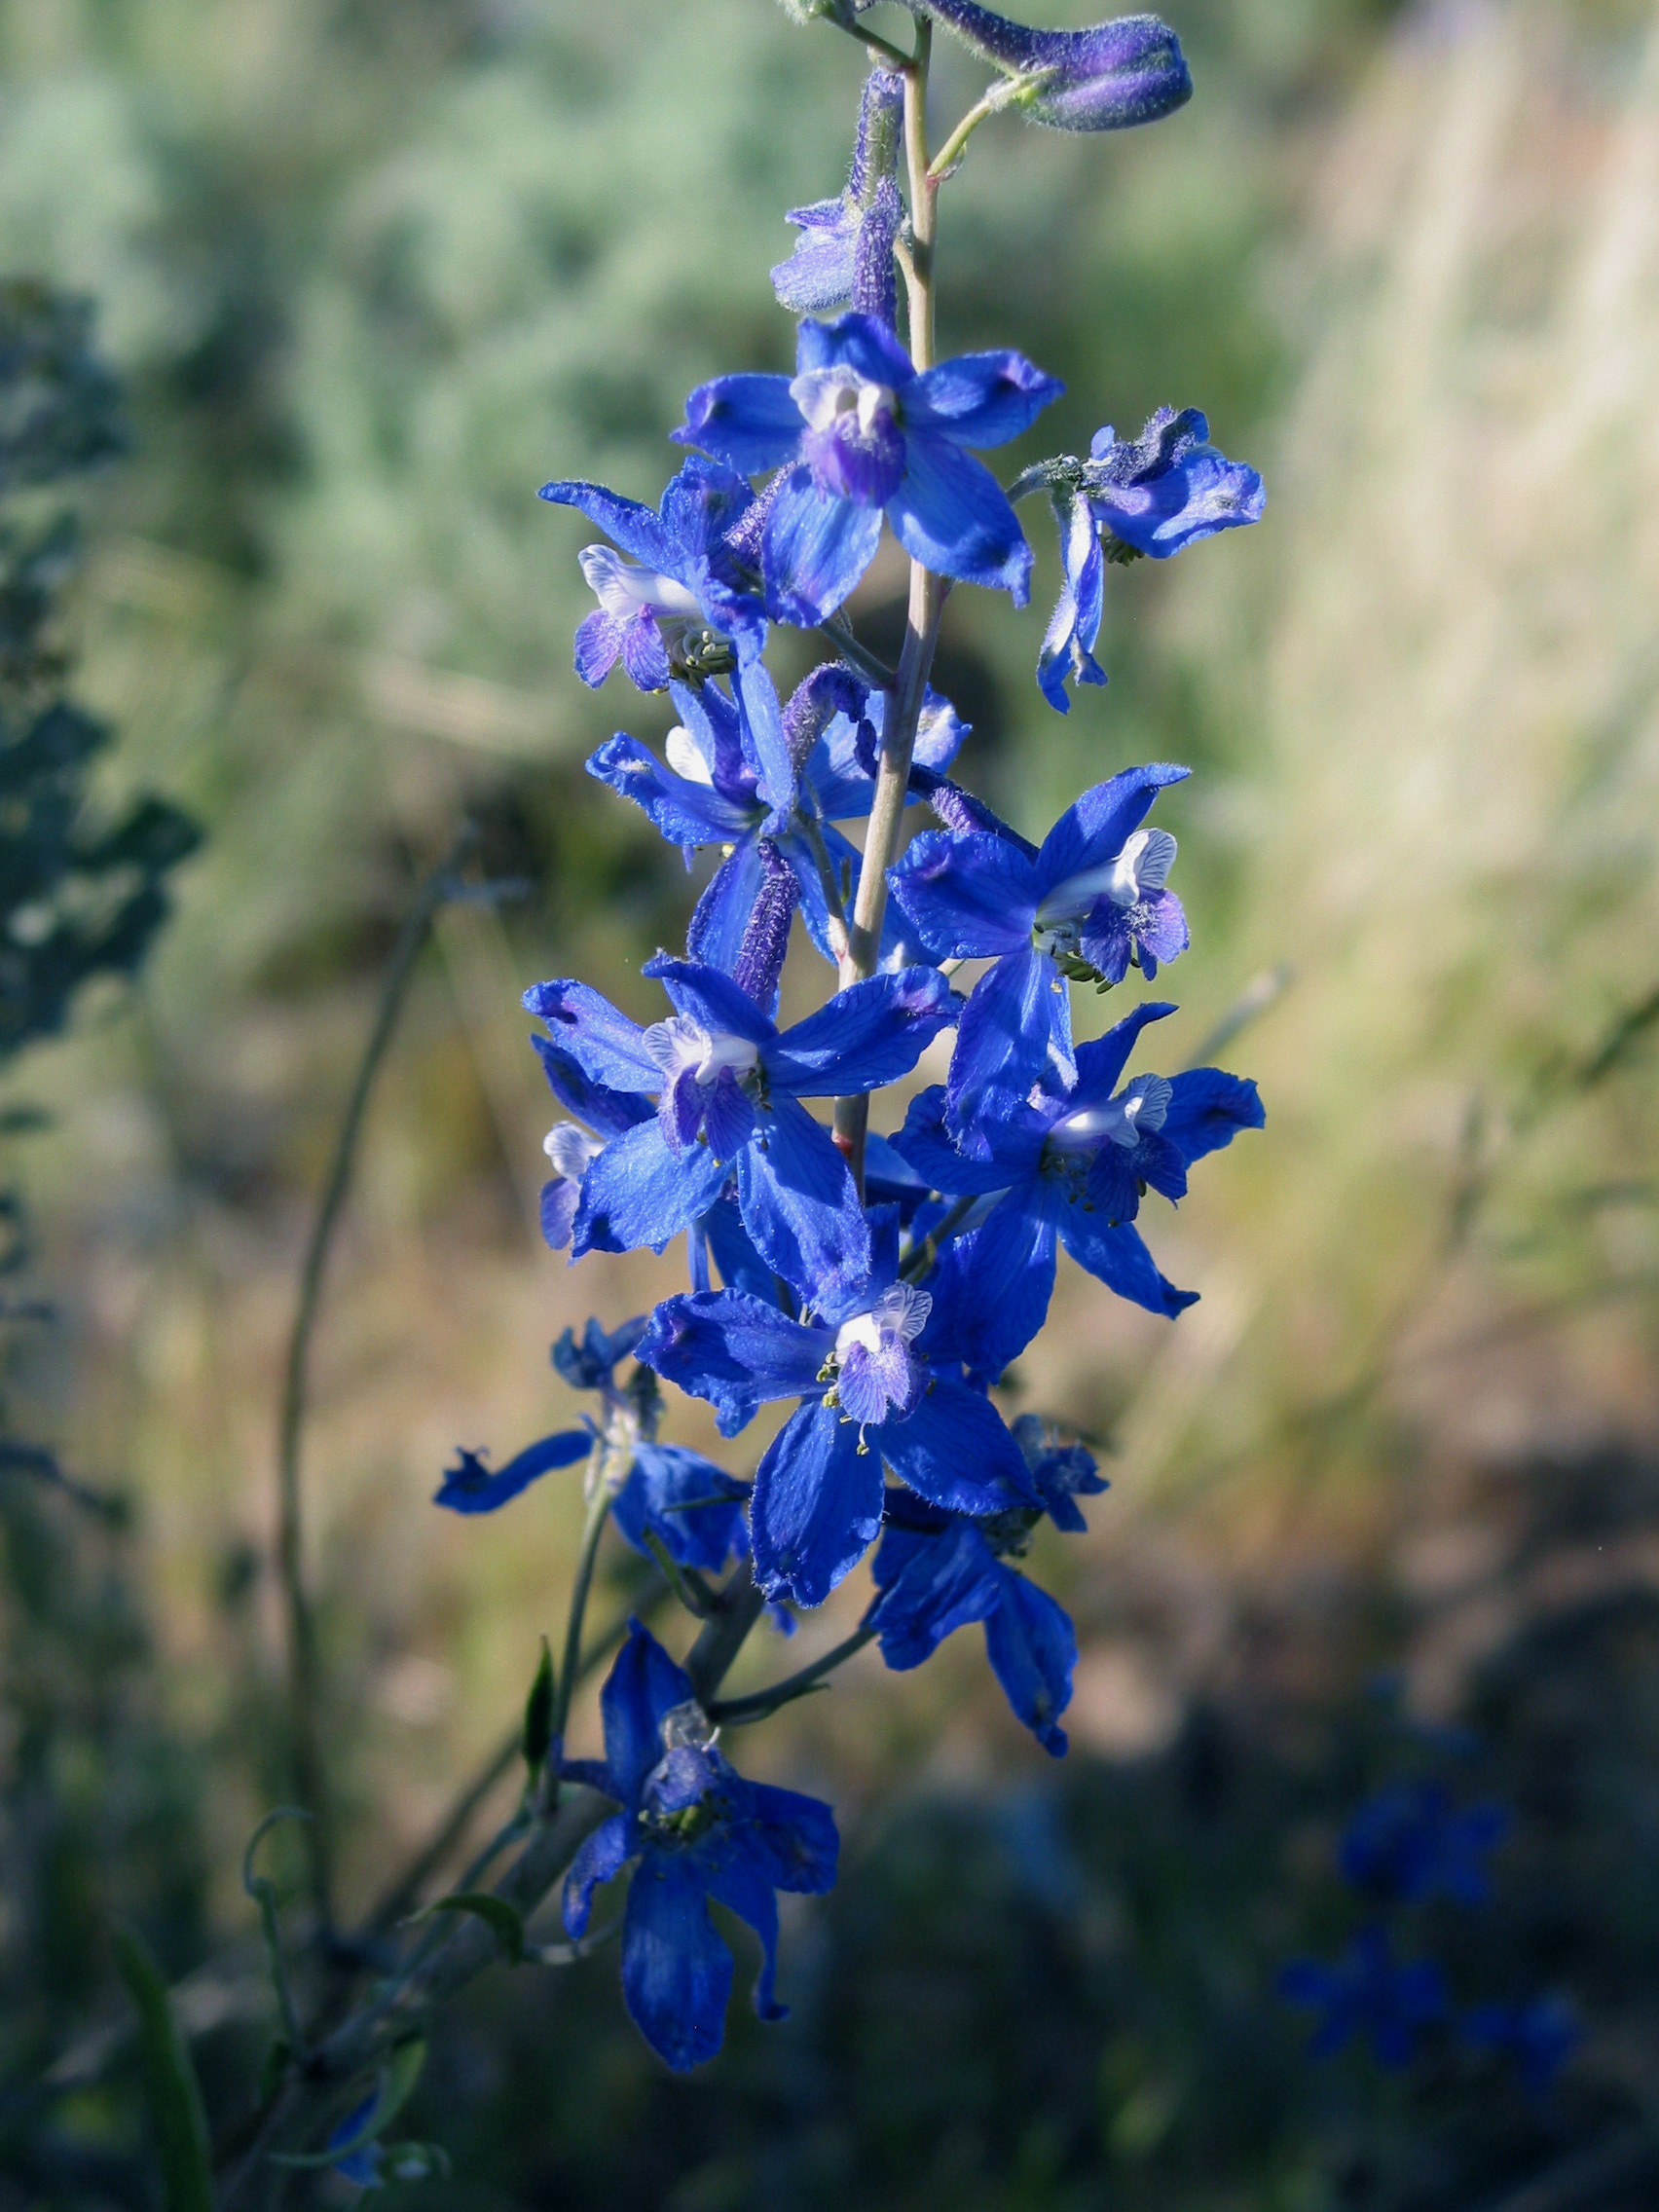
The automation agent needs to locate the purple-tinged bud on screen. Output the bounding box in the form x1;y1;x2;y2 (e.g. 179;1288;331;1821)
731;843;800;1013
784;661;870;771
849;67;905;202
914;5;1193;132
853;172;903;327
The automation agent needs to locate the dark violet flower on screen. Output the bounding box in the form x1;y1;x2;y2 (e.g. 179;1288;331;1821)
1340;1783;1510;1907
914;5;1193;134
640;1210;1036;1605
866;1486;1079;1754
773;68;905;328
1462;1995;1579;2094
1013;1412;1109;1530
525;956;954;1301
1085;407;1264;560
538;454;766;693
887;762;1189;1140
562;1622;838;2072
895;1000;1262;1379
677;312;1062;624
434;1314;748;1571
1278;1924;1449;2068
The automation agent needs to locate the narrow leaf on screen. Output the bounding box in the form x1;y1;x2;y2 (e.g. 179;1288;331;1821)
412;1892;526;1966
111;1924;215;2212
273;2038;427;2169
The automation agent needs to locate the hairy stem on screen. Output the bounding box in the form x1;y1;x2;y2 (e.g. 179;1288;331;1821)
276;825;476;1934
831;18;946;1195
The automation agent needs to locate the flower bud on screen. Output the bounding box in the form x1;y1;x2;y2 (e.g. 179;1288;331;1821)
918;4;1193;132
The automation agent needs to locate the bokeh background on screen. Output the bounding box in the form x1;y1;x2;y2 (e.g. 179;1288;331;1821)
6;0;1659;2203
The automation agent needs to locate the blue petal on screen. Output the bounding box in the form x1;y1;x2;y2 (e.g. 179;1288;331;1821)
947;946;1074;1151
751;1400;883;1605
1056;1204;1197;1317
728;1777;840;1896
1090;442;1265;558
949;1191;1058;1384
620;1850;733;2072
903;350;1064;448
1161;1067;1265;1163
893;1082;1044;1191
638;1290;831;1438
736;658;795;815
1037;489;1107;713
524;978;661;1093
762;464;885;626
600;1619;697;1808
698;1190;784;1304
795;311;916;388
772;198;859;314
869;1520;1004;1668
571;1118;730;1258
879;1377;1035;1515
864;1132;935;1224
659;452;756;555
675;373;802;473
613;1443;749;1573
588;733;757;850
537;478;679;571
563;1811;637;1936
531;1035;652;1139
1068;1000;1179;1106
1034;763;1189;893
671;678;754;804
643;956;778;1048
887;435;1034;602
886;829;1040;961
691;1833;786;2019
737;1094;869;1304
688;838;767;988
433;1427;591;1515
984;1571;1077;1755
764;966;955;1094
540;1176;579;1251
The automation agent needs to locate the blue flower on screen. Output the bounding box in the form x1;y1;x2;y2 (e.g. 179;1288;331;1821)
1339;1783;1510;1907
531;1036;651;1255
640;1210;1037;1605
772;68;905;328
1277;1924;1449;2068
676;312;1062;624
1462;1995;1579;2094
1013;1412;1110;1531
887;763;1190;1140
1085;408;1264;560
589;659;966;993
1036;485;1108;713
538;454;766;692
895;1000;1262;1378
433;1315;749;1572
866;1485;1079;1755
561;1621;838;2072
524;956;954;1301
916;5;1193;133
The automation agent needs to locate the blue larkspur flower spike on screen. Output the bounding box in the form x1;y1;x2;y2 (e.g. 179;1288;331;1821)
561;1622;838;2072
888;762;1192;1139
640;1209;1038;1605
1278;1924;1449;2069
894;1000;1263;1379
523;957;955;1302
677;312;1062;624
773;67;905;328
909;5;1193;133
539;454;767;693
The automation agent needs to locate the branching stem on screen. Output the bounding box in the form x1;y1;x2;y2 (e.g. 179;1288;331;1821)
708;1625;877;1725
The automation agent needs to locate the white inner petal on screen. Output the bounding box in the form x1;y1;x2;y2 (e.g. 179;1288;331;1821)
1034;827;1179;927
1050;1073;1173;1152
791;365;897;437
543;1122;602;1177
577;543;702;620
642;1016;759;1086
664;725;715;786
833;1282;932;1364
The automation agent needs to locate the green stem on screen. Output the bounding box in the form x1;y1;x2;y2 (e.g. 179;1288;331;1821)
549;1456;614;1780
707;1625;877;1725
928;72;1036;180
899;1193;977;1284
276;826;477;1933
820;614;897;688
831;18;946;1197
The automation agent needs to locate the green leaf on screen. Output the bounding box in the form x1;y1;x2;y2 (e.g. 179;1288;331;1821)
412;1891;527;1966
522;1635;554;1775
111;1924;215;2212
273;2037;427;2169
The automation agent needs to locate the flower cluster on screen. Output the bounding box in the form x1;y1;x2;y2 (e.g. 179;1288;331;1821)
1279;1774;1578;2091
440;3;1269;2079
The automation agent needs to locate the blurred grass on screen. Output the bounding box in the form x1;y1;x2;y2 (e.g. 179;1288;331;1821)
4;0;1659;2203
